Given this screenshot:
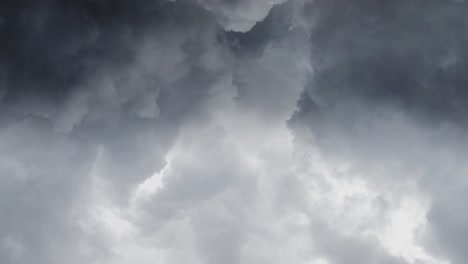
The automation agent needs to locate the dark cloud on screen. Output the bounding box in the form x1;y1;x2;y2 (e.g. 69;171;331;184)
0;1;234;263
291;1;468;264
2;0;468;263
295;0;468;126
223;2;293;57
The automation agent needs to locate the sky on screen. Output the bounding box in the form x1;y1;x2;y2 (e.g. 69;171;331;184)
0;0;467;263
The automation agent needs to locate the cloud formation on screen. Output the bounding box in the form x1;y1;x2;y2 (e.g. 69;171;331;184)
1;0;467;264
291;1;468;263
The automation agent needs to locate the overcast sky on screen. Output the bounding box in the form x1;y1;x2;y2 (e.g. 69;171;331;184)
1;0;467;263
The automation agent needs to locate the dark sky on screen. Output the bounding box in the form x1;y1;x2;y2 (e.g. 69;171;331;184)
0;1;467;264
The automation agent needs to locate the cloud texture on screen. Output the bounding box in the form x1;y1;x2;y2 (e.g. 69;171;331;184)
1;0;468;264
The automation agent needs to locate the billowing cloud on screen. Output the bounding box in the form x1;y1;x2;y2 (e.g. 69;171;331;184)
291;0;468;263
1;0;467;264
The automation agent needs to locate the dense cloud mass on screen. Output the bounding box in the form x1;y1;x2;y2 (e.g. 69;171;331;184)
1;0;468;264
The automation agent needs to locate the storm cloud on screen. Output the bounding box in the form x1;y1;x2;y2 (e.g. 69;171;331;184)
0;0;467;264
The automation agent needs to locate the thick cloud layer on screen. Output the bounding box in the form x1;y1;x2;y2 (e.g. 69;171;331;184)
292;1;468;264
1;0;467;264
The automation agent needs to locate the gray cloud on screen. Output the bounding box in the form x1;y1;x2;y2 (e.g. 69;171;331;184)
1;0;467;264
297;0;468;125
0;1;231;263
292;1;468;263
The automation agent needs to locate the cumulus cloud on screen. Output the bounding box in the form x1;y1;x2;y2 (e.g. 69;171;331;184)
1;0;467;264
291;0;468;263
196;0;289;32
